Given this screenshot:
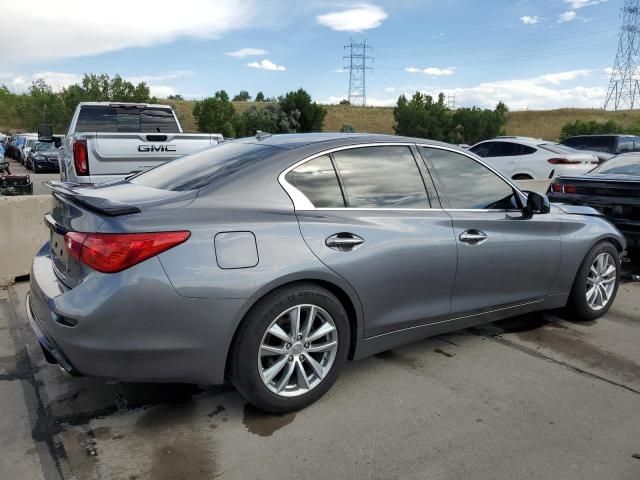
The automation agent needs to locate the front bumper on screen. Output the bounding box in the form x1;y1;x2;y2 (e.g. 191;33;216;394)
27;242;246;384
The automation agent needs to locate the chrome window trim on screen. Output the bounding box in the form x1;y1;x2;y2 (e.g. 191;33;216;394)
278;142;526;212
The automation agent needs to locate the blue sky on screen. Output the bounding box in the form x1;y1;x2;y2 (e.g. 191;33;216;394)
0;0;621;110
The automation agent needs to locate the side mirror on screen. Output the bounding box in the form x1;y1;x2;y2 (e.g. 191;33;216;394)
37;124;53;143
525;191;551;215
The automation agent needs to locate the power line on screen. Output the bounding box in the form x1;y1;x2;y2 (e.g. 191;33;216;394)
343;38;373;107
605;0;640;110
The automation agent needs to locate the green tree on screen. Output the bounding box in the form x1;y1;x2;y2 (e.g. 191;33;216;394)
254;91;265;102
559;119;632;139
168;94;184;100
233;90;251;102
279;88;327;132
339;99;351;105
0;85;19;130
393;92;451;140
450;103;508;145
19;79;66;131
193;90;236;137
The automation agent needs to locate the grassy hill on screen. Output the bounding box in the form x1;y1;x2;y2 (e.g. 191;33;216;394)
170;100;640;141
5;98;640;141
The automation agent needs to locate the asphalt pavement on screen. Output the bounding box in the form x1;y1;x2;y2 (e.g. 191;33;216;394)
1;278;639;480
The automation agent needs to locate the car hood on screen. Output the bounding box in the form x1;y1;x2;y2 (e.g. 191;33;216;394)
552;203;603;216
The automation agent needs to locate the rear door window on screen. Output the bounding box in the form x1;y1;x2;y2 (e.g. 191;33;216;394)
285;156;345;208
332;146;430;209
490;142;522;157
469;142;495;157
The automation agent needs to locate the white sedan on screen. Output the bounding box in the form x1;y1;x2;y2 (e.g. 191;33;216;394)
469;137;598;180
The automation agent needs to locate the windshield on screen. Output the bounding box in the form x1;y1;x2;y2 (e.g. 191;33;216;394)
35;143;57;152
130;142;278;191
592;154;640;176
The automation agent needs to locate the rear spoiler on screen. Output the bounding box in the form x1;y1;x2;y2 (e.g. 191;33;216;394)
44;181;141;216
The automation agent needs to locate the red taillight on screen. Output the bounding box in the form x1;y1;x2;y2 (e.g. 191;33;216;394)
550;184;576;194
63;231;190;273
73;140;89;176
547;157;581;165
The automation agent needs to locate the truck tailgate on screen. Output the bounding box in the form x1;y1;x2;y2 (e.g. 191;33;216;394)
91;133;220;175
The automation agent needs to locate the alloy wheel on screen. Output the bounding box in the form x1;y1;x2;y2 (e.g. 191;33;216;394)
258;304;338;397
586;252;617;311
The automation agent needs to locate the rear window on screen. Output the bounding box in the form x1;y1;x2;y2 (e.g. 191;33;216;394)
130;142;277;191
592;155;640;176
75;106;180;133
582;136;616;152
540;143;576;154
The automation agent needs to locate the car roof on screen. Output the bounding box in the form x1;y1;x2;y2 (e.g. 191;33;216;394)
563;134;637;139
77;101;174;109
473;137;547;147
233;132;455;150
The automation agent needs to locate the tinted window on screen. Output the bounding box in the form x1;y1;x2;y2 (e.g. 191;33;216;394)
617;137;634;153
520;145;537;155
285;156;345;208
76;106;180;133
131;142;277;191
34;143;57;152
592;154;640;176
582;136;616;153
332;146;429;209
469;142;494;157
562;137;580;148
422;147;517;210
490;142;522;157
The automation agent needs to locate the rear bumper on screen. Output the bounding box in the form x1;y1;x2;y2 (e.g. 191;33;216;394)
28;242;246;384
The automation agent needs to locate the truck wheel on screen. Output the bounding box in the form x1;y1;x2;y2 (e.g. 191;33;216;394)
565;242;620;320
230;283;350;413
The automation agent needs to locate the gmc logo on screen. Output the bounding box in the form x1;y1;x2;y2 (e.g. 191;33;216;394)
138;144;177;152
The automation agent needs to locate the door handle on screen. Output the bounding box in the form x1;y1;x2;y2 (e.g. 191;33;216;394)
459;230;488;245
325;233;365;251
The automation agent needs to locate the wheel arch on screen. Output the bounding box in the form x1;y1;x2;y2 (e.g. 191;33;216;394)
224;273;364;380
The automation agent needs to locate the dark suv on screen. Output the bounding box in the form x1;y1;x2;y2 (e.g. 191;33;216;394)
560;135;640;163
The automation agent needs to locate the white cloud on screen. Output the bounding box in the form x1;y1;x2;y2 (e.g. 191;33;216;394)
333;69;345;73
0;0;258;64
324;95;396;107
520;16;540;25
316;4;387;32
225;48;268;58
565;0;607;9
247;59;286;71
558;11;577;23
405;67;455;76
384;86;396;93
127;70;195;84
440;70;605;110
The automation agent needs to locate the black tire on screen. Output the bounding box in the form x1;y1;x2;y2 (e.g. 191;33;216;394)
230;283;350;413
565;241;620;321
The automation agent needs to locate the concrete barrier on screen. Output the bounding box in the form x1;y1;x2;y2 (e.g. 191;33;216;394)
0;195;52;286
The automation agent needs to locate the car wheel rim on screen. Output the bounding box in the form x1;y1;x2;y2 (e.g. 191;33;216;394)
258;304;338;398
586;252;617;311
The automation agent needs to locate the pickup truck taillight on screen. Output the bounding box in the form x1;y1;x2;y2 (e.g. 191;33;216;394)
64;231;190;273
73;140;89;176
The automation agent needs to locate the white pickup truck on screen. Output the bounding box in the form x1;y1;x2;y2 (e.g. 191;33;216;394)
38;102;222;184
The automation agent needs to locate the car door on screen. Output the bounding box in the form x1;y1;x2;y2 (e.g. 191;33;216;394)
419;146;562;315
284;145;458;337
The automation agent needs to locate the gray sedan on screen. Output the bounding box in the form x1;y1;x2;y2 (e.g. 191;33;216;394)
28;134;625;412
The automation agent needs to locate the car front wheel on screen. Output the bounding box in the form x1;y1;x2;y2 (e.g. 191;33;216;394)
566;241;620;320
230;283;350;413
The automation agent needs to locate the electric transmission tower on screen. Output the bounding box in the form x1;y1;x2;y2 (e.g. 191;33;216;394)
343;38;373;107
604;0;640;110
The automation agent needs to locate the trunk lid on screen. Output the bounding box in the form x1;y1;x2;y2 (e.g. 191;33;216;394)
45;181;197;288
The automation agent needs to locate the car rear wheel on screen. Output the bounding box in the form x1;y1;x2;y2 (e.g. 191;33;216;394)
230;283;350;413
565;241;620;320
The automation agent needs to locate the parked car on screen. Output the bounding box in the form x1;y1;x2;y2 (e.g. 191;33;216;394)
28;133;625;413
469;137;598;180
26;142;60;172
549;153;640;251
38;102;223;184
20;137;38;165
560;134;640;163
